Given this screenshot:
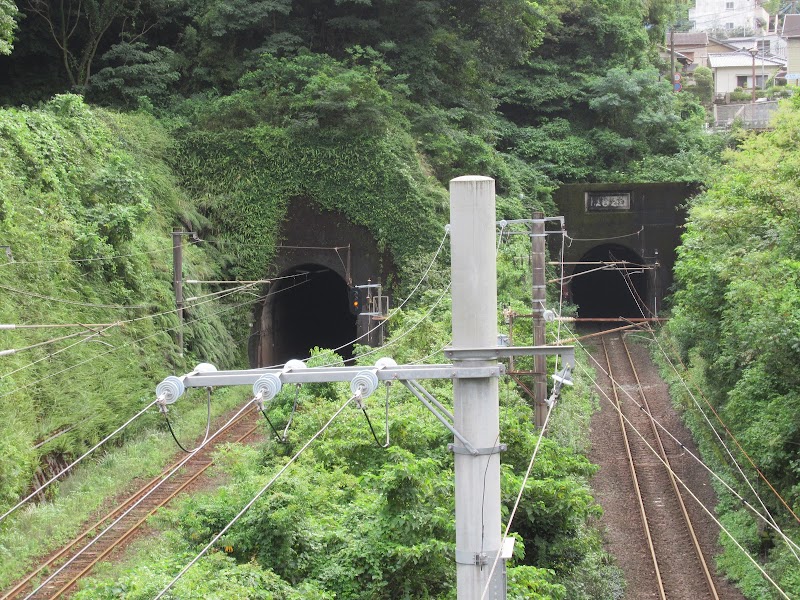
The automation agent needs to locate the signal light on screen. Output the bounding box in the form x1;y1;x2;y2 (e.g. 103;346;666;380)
349;287;363;315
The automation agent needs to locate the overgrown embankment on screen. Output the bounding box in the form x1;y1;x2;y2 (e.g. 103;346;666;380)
665;95;800;599
0;95;238;512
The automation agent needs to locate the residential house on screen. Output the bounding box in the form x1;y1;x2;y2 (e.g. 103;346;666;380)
689;0;769;36
669;32;746;68
783;14;800;84
708;51;786;94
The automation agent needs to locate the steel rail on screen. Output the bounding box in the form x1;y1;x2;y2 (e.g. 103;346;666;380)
600;334;666;600
2;407;261;600
619;334;720;600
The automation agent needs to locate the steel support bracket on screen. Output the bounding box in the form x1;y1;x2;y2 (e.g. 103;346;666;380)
448;443;507;455
444;345;575;368
455;549;492;566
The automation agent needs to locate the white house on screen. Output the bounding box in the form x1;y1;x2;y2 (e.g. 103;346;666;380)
708;51;785;93
689;0;769;36
783;14;800;85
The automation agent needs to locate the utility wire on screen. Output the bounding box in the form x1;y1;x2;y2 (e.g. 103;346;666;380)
564;226;643;245
572;352;793;599
0;284;149;309
309;229;450;365
566;324;800;559
0;279;310;400
0;325;119;358
0;245;174;269
22;398;260;600
649;327;800;563
480;397;557;600
163;387;213;454
615;265;800;539
152;393;356;600
0;399;159;525
658;334;800;527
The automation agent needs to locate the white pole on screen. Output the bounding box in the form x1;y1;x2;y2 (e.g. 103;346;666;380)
449;176;503;599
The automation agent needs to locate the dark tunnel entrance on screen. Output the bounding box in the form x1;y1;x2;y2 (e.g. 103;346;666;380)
267;264;356;365
570;244;648;319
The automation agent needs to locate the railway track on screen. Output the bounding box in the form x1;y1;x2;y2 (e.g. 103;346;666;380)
594;330;723;600
2;404;263;600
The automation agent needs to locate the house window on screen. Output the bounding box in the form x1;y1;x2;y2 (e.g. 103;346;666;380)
737;75;749;88
725;22;734;29
757;40;770;54
725;1;734;8
755;74;768;88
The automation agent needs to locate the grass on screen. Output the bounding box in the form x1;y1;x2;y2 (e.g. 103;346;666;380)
0;386;249;588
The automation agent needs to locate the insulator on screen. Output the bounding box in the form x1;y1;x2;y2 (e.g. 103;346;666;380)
351;370;379;399
374;357;397;370
253;374;282;401
283;359;307;372
156;376;185;405
193;362;218;373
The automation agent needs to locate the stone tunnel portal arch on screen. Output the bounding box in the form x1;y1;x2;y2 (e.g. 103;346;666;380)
570;244;648;319
259;263;356;366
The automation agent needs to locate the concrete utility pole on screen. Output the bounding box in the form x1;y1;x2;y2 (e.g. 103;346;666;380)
172;228;184;357
449;176;502;597
156;177;575;600
531;212;547;428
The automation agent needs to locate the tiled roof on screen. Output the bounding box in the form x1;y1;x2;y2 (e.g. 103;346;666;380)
783;14;800;37
671;32;709;46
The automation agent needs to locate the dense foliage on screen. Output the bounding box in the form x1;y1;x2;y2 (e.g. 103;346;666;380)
666;95;800;598
0;95;240;513
0;0;749;597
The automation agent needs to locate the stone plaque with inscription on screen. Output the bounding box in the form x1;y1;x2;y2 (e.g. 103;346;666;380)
586;192;631;212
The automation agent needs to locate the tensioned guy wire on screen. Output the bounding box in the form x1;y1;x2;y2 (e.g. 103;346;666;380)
152;393;356;599
480;397;557;600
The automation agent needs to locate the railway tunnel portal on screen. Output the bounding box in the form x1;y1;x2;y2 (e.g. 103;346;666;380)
553;183;696;320
250;197;392;367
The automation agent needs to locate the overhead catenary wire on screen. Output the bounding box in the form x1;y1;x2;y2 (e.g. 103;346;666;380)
0;399;159;525
566;323;800;561
21;398;260;600
152;393;357;600
614;265;800;539
569;346;793;599
0;277;311;400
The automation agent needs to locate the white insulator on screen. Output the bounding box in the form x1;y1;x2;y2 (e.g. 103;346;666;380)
374;357;397;369
156;376;185;405
543;309;557;323
282;359;307;372
193;362;218;373
350;370;379;399
253;374;282;401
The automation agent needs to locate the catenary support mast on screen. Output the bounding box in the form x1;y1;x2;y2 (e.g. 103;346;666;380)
449;176;502;598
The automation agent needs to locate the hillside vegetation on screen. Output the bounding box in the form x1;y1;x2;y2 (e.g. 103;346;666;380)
6;0;800;598
665;96;800;598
